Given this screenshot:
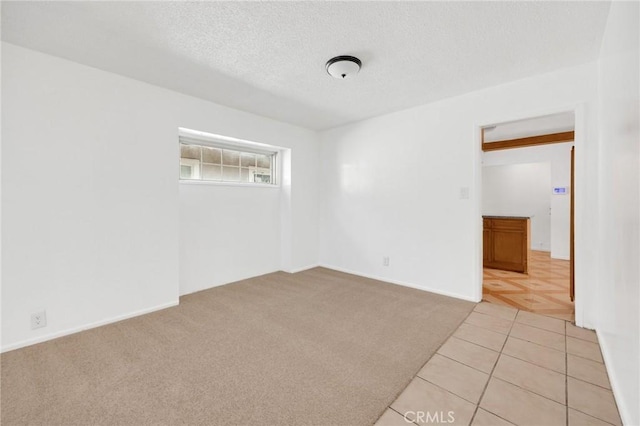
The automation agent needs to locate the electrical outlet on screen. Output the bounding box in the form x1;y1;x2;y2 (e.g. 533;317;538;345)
383;256;390;267
31;311;47;330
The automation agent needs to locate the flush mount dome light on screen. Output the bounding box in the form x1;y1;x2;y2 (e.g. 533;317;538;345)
326;55;361;79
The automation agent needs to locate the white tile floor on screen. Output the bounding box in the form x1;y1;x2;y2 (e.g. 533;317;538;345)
375;302;621;426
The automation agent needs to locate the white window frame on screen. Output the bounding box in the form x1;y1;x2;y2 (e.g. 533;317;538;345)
180;158;201;180
178;128;280;187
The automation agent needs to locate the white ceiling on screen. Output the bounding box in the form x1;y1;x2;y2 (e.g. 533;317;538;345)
1;1;611;131
484;112;575;142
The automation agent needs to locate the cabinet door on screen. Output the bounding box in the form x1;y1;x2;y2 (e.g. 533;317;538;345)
492;230;526;272
484;218;529;273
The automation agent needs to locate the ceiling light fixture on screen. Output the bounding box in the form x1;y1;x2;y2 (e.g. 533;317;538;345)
325;55;362;79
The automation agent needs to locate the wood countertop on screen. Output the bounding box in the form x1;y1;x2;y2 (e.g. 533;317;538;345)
483;215;531;220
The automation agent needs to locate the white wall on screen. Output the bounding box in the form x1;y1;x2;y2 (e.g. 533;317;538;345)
594;1;639;424
0;17;3;351
482;162;552;252
319;62;600;311
1;8;637;424
1;43;319;351
179;183;282;295
483;143;573;259
178;132;320;295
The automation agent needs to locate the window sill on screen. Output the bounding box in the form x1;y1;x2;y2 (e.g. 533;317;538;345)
179;179;280;189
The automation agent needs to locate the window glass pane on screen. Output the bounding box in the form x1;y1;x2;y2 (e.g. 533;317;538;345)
222;150;240;166
179;139;275;185
240;168;251;182
256;154;271;168
202;147;221;164
180;165;193;179
241;152;256;167
222;166;240;181
180;158;200;180
254;170;271;184
180;143;201;160
202;164;222;181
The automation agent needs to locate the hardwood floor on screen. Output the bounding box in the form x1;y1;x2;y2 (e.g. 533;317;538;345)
483;250;574;321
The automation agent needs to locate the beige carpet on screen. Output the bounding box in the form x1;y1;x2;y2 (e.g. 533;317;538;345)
1;267;474;425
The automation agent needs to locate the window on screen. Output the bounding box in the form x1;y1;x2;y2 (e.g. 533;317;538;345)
179;135;277;185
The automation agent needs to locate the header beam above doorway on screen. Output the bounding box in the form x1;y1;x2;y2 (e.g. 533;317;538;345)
482;131;575;151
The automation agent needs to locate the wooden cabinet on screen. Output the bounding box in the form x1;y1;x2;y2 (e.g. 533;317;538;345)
483;216;531;273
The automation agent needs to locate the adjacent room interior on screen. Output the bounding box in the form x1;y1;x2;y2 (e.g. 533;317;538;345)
481;112;575;321
1;2;638;426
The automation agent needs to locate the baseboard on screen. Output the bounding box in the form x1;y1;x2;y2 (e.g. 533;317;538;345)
1;300;179;353
318;263;479;302
595;329;634;426
284;264;320;274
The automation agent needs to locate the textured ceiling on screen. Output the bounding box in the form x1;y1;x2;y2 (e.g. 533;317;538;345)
1;1;610;130
485;112;575;142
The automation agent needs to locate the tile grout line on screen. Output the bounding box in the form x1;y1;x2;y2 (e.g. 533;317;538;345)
565;332;600;344
436;350;498;376
455;318;512;334
438;336;578;406
565;346;605;364
469;316;568;353
497;351;567;379
414;375;482;406
512;320;566;336
472;311;620;424
384;304;510;425
380;304;618;426
486;317;572;409
563;339;621;425
566;333;603;345
564;334;622;425
467;307;519;425
427;349;498;373
388;406;419;426
501;336;567;374
566;337;604;352
471;309;579;421
505;334;565;353
568;375;615;392
451;333;503;352
456;323;576;374
374;304;479;425
488;376;568;411
500;355;565;376
485;359;570;407
568;407;619;426
473;309;568;337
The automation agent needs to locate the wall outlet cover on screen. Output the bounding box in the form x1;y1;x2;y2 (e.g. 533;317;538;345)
31;311;47;330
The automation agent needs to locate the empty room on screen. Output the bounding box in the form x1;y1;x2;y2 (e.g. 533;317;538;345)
1;2;638;426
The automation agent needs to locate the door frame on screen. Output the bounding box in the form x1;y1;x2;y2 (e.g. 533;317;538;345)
472;103;586;326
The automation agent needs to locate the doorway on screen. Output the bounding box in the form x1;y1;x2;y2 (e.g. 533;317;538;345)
479;112;575;321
